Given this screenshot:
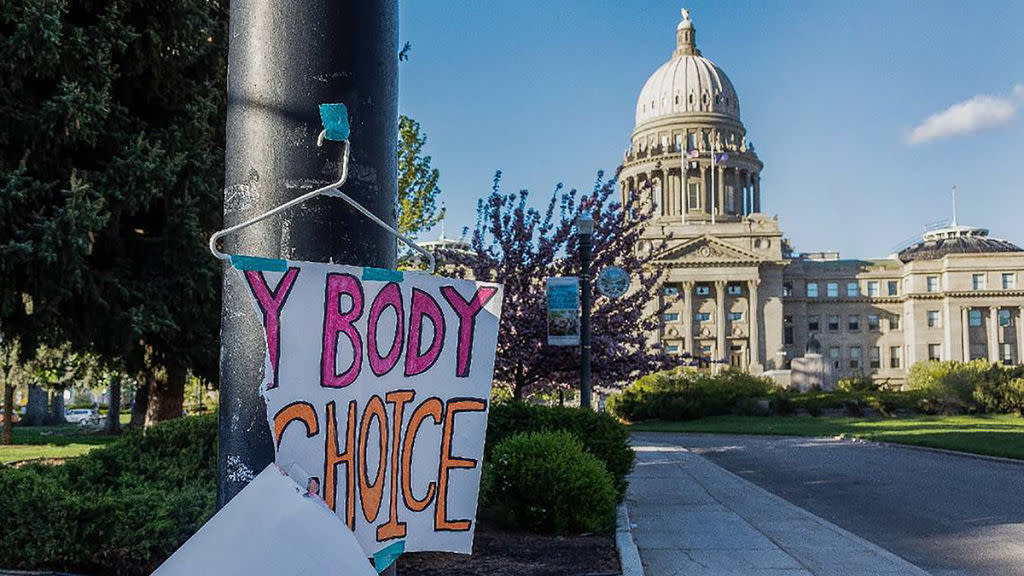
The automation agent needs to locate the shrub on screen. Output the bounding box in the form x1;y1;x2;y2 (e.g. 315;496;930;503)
974;377;1024;416
482;430;616;534
607;369;775;422
837;375;878;393
0;415;217;576
486;402;633;499
906;360;993;412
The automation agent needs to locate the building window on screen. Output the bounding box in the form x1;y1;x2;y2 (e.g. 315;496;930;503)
870;347;881;369
700;344;712;356
848;315;860;331
887;280;899;296
969;343;987;360
783;282;793;297
695;312;711;323
890;314;901;330
972;274;986;290
867;314;880;331
808;315;820;332
828;346;841;368
728;311;744;322
688;132;697;150
663;286;679;297
665;344;679;354
827;283;839;298
849;347;862;369
928;344;941;362
727;284;742;296
847;282;859;297
867;281;879;297
807;282;819;298
828;315;840;331
1003;273;1016;290
687;182;701;210
1002;343;1016;364
926;310;940;328
696;285;710;296
784;315;793;344
662;313;680;322
968;309;983;327
926;276;939;292
999;309;1013;327
890;346;902;368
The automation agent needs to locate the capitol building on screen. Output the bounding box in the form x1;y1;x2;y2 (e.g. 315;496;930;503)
621;9;1024;384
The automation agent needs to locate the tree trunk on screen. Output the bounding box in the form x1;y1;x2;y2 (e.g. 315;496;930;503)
24;385;48;426
130;383;148;429
106;376;121;434
145;362;186;426
47;389;67;425
2;383;14;445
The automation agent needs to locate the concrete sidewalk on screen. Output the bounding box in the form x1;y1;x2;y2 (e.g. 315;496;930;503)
626;436;931;576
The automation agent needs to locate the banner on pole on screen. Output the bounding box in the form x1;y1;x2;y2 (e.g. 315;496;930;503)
237;260;503;555
545;276;580;346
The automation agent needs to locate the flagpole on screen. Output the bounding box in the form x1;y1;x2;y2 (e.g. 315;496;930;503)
710;146;717;226
681;145;686;226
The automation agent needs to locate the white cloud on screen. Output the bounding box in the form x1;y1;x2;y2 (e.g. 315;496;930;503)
907;86;1021;145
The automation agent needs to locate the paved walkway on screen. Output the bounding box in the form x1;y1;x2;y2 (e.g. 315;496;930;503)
627;436;930;576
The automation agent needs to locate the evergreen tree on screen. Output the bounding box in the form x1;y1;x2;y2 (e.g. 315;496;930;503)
0;0;228;424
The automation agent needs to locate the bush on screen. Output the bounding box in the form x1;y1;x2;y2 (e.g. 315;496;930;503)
607;369;775;422
974;377;1024;416
482;430;616;534
486;402;633;499
0;415;217;576
906;360;994;412
837;375;879;394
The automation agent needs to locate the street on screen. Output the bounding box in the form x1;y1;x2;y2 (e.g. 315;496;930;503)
637;433;1024;576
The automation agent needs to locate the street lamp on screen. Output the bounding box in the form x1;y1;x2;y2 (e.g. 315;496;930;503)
576;211;594;410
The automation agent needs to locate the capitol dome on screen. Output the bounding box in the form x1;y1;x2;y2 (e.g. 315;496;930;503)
635;10;740;127
897;224;1023;263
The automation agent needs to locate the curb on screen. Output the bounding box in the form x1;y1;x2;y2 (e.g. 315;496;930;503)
615;503;644;576
845;437;1024;466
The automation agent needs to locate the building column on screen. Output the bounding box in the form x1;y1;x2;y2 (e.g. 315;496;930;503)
753;173;761;213
698;165;706;214
988;306;1000;363
748;279;762;372
715;280;727;372
961;307;970;361
1017;306;1024;365
683;281;695;356
716;165;726;217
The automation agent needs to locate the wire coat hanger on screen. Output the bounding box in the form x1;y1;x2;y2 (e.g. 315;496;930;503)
208;103;436;274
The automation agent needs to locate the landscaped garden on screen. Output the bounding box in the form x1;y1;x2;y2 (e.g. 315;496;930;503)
610;359;1024;460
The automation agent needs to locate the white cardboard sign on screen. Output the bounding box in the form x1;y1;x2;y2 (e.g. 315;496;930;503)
237;261;503;556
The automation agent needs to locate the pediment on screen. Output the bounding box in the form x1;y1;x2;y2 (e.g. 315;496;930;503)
654;235;763;265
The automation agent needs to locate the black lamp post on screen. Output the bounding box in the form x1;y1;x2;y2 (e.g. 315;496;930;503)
577;212;594;410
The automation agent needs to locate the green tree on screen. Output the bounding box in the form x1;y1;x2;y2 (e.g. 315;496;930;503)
0;0;227;425
397;115;444;237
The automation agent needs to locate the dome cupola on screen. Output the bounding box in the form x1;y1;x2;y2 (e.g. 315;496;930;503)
635;9;740;127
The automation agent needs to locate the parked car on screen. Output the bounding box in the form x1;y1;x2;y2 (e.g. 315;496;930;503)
65;408;98;424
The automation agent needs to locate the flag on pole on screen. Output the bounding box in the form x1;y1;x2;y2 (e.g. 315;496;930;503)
714;152;729;163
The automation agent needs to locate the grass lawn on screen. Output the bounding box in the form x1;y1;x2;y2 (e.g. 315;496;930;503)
0;414;131;464
630;414;1024;460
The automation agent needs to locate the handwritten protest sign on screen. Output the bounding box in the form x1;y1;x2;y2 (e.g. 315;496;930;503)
237;260;503;555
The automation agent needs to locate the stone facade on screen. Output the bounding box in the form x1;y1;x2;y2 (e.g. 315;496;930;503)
621;10;1024;383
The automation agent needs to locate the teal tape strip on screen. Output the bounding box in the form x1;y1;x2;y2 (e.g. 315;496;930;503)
318;103;350;141
373;540;404;573
362;267;403;282
230;254;288;272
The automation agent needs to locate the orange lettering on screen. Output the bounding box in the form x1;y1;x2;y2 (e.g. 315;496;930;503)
376;390;415;541
324;400;357;529
402;397;443;512
359;395;387;523
273;401;319;449
435;398;486;531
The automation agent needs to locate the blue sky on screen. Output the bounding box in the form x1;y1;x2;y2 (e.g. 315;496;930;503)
398;1;1024;258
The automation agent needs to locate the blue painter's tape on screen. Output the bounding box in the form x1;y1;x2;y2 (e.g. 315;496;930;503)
318;103;350;141
362;267;403;283
230;254;288;272
373;540;405;573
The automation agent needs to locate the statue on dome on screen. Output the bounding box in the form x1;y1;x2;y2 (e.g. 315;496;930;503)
681;8;691;21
